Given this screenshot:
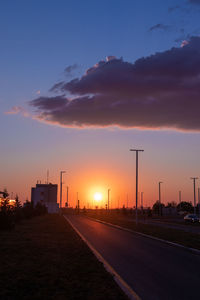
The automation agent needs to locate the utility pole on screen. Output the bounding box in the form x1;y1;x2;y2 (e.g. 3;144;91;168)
130;149;144;226
127;194;128;208
141;191;144;217
66;186;69;207
138;192;140;208
191;177;198;215
158;181;163;216
179;190;182;210
47;170;49;184
60;171;66;210
77;192;80;213
198;188;200;217
108;189;110;210
141;192;144;209
179;190;181;203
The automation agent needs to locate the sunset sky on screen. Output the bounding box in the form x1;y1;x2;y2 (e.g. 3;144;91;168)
1;0;200;207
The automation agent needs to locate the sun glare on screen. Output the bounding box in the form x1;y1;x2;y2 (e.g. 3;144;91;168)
94;192;102;202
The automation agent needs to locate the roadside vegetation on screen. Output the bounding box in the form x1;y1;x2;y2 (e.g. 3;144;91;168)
84;209;200;251
0;190;47;230
0;214;127;300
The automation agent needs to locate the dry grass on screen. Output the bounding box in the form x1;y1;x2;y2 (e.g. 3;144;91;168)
0;214;127;300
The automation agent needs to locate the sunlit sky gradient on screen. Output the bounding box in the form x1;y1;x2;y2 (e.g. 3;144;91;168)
1;0;200;207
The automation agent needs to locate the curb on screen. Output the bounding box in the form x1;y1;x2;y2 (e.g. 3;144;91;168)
64;215;141;300
86;216;200;256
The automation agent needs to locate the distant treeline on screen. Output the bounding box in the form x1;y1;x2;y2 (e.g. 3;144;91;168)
63;200;196;216
0;192;47;230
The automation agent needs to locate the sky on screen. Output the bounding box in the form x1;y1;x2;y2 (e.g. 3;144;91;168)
1;0;200;208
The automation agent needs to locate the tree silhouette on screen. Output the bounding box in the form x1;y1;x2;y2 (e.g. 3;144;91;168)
152;200;165;215
166;201;177;208
177;201;193;212
15;194;22;209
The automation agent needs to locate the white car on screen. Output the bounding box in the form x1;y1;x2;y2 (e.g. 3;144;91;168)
184;214;199;223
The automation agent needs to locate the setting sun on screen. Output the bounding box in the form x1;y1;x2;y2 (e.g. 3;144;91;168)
93;192;102;202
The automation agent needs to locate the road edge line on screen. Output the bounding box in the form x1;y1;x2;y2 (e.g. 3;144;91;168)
64;215;141;300
86;216;200;255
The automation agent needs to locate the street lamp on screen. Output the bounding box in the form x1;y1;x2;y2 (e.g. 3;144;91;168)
190;177;198;215
158;181;163;216
130;149;144;226
198;188;200;217
108;188;110;210
66;186;69;207
60;171;66;209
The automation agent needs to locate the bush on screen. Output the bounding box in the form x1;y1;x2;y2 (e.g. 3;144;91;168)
177;201;193;212
34;202;47;216
0;210;15;230
0;198;15;230
152;200;165;215
0;197;48;231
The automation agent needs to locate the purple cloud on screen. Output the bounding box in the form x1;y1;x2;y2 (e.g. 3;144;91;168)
30;37;200;131
30;96;68;110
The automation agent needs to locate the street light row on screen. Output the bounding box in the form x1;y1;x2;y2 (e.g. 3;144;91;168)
59;152;199;221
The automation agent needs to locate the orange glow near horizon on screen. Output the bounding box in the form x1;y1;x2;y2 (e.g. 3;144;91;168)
56;164;145;209
7;146;196;209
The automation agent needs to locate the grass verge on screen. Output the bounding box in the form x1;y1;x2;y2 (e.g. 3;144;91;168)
86;212;200;251
0;214;128;300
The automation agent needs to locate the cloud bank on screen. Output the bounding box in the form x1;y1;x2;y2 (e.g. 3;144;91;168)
30;37;200;131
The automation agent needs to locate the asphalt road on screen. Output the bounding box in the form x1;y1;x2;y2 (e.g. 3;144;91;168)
66;215;200;300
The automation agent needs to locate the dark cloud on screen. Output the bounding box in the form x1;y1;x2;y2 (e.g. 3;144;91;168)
174;28;200;44
30;96;68;110
149;23;170;32
188;0;200;4
174;33;190;44
30;37;200;131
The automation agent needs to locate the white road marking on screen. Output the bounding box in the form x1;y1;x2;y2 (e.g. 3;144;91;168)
64;215;141;300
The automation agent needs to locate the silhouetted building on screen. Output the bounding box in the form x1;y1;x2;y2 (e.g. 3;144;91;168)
31;183;59;213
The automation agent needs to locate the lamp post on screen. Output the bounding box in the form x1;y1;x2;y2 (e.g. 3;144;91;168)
190;177;198;215
179;190;182;210
179;190;181;203
130;149;144;226
198;188;200;217
141;192;144;208
158;181;163;216
77;192;80;213
108;189;110;210
60;171;66;210
66;186;69;207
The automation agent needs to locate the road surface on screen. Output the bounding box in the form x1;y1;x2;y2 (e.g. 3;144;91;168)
66;215;200;300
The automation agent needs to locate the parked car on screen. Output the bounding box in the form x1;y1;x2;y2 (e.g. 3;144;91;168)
184;214;199;223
